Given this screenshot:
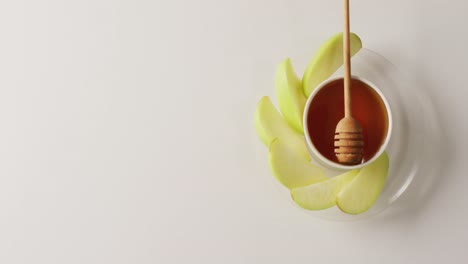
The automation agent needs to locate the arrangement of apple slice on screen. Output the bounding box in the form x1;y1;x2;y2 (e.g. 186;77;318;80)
275;58;307;133
291;169;359;210
254;32;390;215
269;138;327;189
302;32;362;97
291;153;389;213
337;152;389;214
254;96;309;160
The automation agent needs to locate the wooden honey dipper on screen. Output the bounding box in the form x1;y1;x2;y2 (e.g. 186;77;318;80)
334;0;364;165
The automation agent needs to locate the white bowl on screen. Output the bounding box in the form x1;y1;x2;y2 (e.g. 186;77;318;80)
303;75;393;171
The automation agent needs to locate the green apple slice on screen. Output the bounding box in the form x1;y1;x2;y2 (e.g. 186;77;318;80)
254;96;309;160
269;139;327;189
275;58;307;133
302;32;362;97
337;152;389;215
291;169;359;210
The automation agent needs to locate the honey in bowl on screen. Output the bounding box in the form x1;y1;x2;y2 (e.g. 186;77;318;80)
306;78;388;164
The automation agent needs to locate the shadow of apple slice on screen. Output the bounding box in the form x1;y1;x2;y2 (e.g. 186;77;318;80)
269;138;327;189
291;169;359;210
337;152;389;215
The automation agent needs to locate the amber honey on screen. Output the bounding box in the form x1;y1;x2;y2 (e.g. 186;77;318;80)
306;78;388;164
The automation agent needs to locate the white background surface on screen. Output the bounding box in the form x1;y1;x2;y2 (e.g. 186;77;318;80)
0;0;466;263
